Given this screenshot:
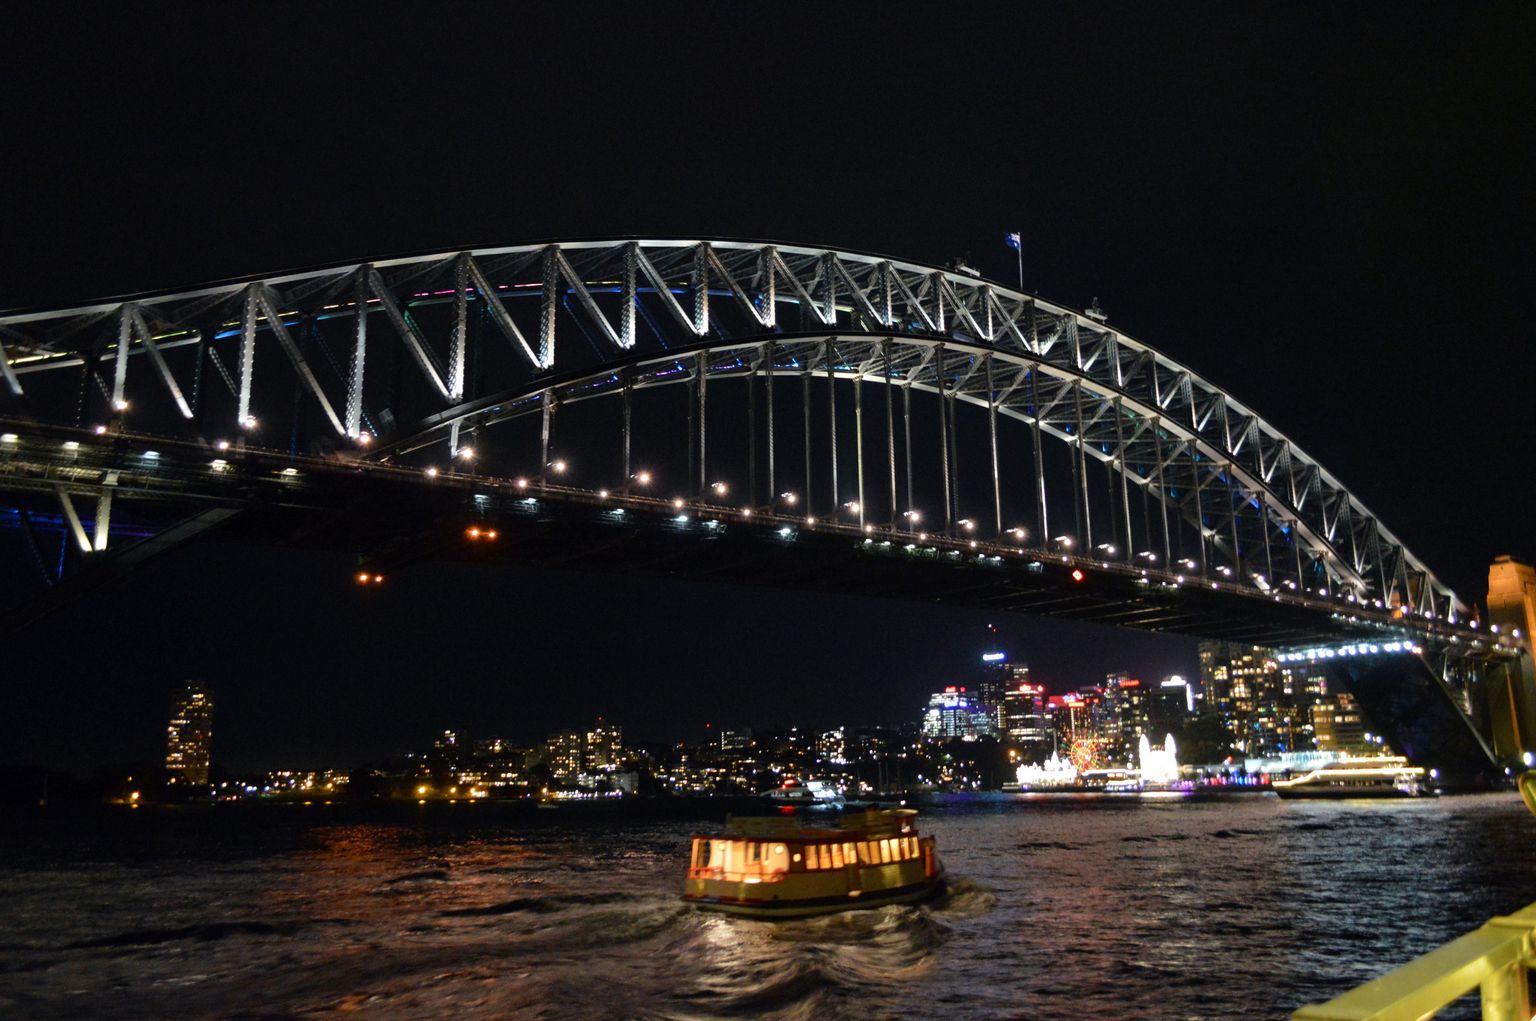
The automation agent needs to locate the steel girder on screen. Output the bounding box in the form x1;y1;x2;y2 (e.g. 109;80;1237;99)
0;238;1462;619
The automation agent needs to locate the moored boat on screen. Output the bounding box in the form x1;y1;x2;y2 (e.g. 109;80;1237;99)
682;808;944;918
1271;755;1433;799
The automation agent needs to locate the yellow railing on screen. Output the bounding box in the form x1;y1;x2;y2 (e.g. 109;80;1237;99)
1292;771;1536;1021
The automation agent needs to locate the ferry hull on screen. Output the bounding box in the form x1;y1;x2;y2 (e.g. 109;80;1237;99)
683;875;944;918
1273;785;1427;800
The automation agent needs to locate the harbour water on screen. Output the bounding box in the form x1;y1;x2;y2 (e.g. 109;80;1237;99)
2;793;1533;1020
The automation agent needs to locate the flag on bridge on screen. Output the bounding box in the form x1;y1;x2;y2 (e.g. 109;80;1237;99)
1005;231;1021;251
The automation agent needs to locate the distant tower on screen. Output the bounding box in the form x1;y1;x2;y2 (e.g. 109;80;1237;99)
165;681;214;785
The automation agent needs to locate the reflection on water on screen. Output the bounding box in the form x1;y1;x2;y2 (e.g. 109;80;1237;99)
1;794;1532;1020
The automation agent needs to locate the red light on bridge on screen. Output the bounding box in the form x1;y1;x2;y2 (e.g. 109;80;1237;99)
1071;569;1085;582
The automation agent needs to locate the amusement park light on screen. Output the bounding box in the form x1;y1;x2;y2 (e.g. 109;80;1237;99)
1179;558;1198;570
1053;535;1074;548
243;416;258;430
1071;569;1085;582
373;574;384;583
598;489;610;499
844;501;861;514
1136;550;1156;561
780;491;798;505
485;529;498;540
711;481;728;495
806;516;818;526
112;399;129;412
742;507;753;517
425;467;439;478
672;497;685;509
1008;526;1028;539
905;510;922;523
866;524;875;534
356;433;372;446
917;531;928;541
635;470;653;486
216;440;231;451
94;424;108;435
550;459;567;474
357;572;371;584
515;477;528;489
959;519;976;532
1095;543;1116;555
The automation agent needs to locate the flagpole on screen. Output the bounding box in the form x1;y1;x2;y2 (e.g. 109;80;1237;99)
1016;244;1023;292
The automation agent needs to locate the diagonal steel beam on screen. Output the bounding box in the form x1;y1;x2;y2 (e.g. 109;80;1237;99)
367;268;449;398
129;306;193;420
464;256;544;368
256;289;347;436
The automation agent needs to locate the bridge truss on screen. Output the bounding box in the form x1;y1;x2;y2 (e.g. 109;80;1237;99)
0;239;1464;623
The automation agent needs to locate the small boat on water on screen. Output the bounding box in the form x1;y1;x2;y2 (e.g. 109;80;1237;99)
763;778;846;809
682;808;944;918
1271;755;1433;799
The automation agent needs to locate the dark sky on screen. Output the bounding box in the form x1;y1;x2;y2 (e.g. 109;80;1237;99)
2;4;1532;770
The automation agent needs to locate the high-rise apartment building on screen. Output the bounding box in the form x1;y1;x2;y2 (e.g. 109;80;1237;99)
584;721;624;772
165;681;214;785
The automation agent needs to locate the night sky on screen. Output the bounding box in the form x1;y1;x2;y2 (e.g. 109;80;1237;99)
2;4;1532;771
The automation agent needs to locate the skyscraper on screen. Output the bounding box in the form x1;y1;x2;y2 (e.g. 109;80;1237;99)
165;681;213;786
921;687;989;740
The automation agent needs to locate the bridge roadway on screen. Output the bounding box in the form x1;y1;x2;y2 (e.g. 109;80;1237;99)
0;419;1508;660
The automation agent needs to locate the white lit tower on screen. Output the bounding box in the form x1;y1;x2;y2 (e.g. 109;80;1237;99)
165;680;214;786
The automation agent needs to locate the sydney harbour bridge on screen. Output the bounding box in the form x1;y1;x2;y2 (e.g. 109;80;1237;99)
1;238;1529;782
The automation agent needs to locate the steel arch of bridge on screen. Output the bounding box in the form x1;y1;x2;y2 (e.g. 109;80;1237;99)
0;238;1461;620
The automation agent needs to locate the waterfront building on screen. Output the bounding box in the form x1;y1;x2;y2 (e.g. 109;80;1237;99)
546;730;583;779
165;680;213;786
977;650;1013;734
1201;641;1343;756
585;720;623;772
1149;676;1196;738
1312;693;1369;753
1114;676;1151;760
819;728;848;765
921;686;989;740
1000;681;1049;752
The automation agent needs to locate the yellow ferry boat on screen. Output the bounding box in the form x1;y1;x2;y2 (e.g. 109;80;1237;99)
682;808;944;918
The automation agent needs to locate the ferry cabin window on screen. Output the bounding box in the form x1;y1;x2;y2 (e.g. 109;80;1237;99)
694;839;710;868
830;843;845;868
747;842;760;864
